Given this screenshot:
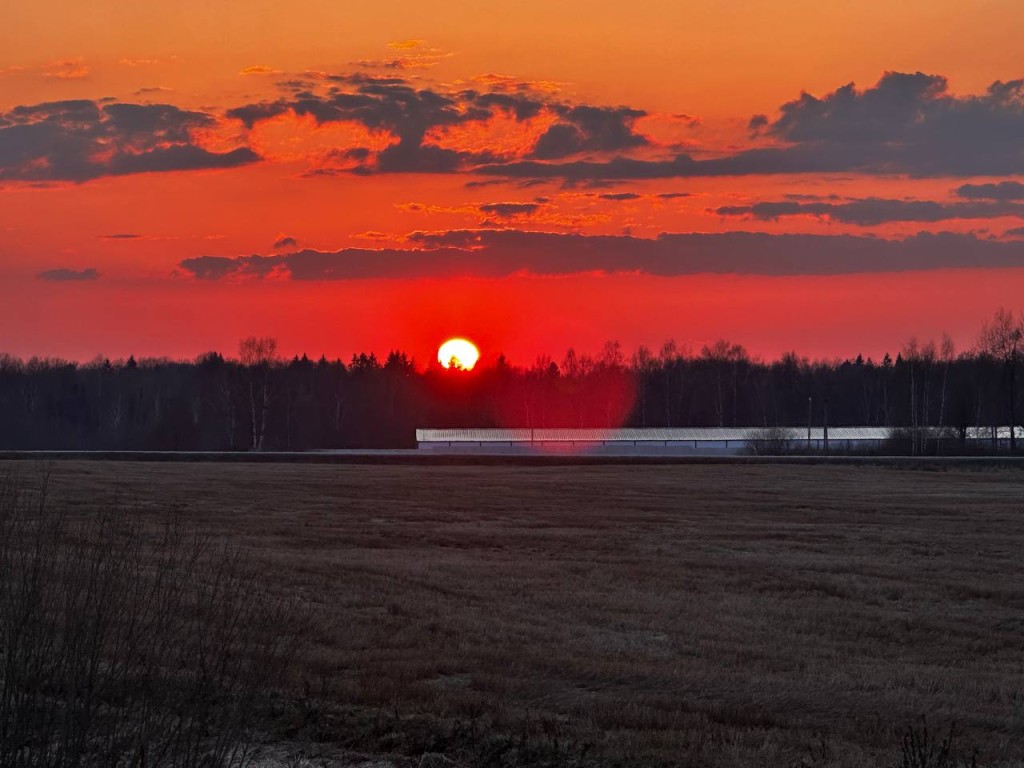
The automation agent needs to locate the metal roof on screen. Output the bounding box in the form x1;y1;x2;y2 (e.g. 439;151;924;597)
965;426;1024;439
416;427;898;443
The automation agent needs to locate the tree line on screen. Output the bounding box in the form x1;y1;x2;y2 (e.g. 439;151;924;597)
1;309;1022;452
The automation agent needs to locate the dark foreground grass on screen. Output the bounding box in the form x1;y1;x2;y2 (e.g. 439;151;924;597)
15;461;1024;767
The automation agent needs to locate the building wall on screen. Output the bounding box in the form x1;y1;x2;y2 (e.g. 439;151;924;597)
417;439;886;455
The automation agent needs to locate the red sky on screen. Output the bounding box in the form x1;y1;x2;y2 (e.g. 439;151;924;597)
3;1;1024;366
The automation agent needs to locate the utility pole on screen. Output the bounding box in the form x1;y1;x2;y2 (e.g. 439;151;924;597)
807;396;812;452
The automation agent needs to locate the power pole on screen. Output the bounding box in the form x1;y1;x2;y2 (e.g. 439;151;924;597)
807;396;812;452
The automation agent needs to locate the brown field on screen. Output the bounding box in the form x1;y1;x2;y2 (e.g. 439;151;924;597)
13;460;1024;767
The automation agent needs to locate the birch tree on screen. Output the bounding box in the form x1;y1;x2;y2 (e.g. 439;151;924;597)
978;308;1024;452
238;336;277;451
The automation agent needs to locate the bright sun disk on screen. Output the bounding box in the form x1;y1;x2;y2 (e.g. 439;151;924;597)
438;338;480;370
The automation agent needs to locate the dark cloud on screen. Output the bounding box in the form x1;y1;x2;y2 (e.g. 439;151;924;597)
179;230;1024;281
955;181;1024;200
38;267;99;281
479;72;1024;180
783;193;842;201
1006;227;1024;238
463;179;507;189
657;192;690;199
761;72;1024;176
714;197;1024;225
457;90;545;121
0;99;259;182
228;78;528;173
100;233;141;239
273;235;298;249
748;114;769;133
532;105;647;159
599;192;642;201
229;75;648;174
477;202;543;217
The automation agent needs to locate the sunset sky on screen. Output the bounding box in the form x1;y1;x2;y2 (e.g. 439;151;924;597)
4;0;1024;366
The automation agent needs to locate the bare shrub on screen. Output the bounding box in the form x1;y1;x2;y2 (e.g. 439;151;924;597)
745;426;796;455
0;467;303;768
895;720;977;768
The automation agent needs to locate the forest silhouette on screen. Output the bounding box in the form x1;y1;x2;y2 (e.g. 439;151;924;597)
1;310;1021;452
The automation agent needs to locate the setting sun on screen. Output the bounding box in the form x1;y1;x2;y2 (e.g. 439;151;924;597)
437;338;480;370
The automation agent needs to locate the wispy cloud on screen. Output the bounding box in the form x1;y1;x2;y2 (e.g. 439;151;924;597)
41;58;90;80
179;230;1024;282
714;197;1024;225
239;65;280;76
353;39;452;70
38;267;100;281
388;39;425;50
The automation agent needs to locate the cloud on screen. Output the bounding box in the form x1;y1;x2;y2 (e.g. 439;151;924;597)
100;233;141;239
388;39;424;50
0;99;259;182
599;192;642;201
477;202;543;218
470;74;563;94
352;58;427;70
229;77;508;173
353;41;451;71
38;267;99;281
1005;227;1024;238
955;181;1024;201
760;72;1024;177
532;105;648;160
714;197;1024;225
239;65;280;76
42;59;89;79
463;179;507;189
478;72;1024;180
273;235;298;249
20;67;1021;185
748;114;769;134
179;229;1024;281
228;74;649;174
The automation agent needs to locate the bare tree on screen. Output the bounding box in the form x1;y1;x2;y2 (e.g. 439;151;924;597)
238;337;278;451
978;308;1024;452
903;337;920;455
631;345;656;427
936;333;955;452
701;340;748;427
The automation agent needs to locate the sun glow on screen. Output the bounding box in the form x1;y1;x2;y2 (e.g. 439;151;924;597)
438;338;480;370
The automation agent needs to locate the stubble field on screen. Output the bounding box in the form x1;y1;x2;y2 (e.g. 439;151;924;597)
16;460;1024;767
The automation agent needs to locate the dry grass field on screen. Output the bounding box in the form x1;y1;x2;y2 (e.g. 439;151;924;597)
11;460;1024;767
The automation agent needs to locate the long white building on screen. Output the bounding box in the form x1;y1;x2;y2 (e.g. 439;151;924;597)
415;426;1024;455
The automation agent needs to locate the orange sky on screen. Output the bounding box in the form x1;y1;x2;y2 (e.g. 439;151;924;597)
3;1;1024;364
